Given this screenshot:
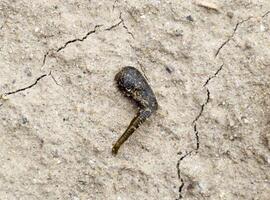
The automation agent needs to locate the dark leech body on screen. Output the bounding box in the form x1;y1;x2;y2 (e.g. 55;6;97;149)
112;66;158;155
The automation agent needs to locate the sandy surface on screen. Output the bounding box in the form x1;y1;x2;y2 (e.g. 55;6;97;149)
0;0;270;199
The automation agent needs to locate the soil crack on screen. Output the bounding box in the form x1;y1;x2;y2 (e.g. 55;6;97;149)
3;74;48;96
203;63;224;87
56;25;101;52
42;25;101;66
105;19;122;31
42;16;128;66
177;11;270;198
215;17;251;57
176;63;224;199
262;10;270;18
216;10;270;57
119;12;135;39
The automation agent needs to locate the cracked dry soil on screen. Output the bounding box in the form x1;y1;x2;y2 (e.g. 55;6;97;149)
0;1;270;200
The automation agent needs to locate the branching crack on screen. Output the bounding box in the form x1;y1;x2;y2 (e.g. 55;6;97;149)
42;11;135;66
215;17;251;57
4;74;48;96
56;25;101;52
120;12;135;39
1;71;60;104
105;12;134;40
176;11;269;198
42;25;102;66
48;71;62;86
176;64;224;199
216;12;270;57
105;19;123;31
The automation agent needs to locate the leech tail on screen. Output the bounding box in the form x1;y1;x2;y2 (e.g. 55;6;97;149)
112;110;149;155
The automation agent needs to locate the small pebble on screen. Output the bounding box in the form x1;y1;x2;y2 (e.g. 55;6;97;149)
21;116;28;124
227;12;234;19
165;66;174;74
24;68;32;77
195;0;220;12
260;24;266;32
186;15;194;22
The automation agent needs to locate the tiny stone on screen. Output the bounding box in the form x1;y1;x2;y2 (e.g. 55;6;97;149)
21;116;28;124
227;12;234;18
165;66;174;74
1;94;9;100
243;118;249;123
267;156;270;164
186;15;194;22
241;116;249;123
260;24;266;32
174;29;183;37
196;0;219;12
63;117;69;121
244;42;252;50
24;68;32;77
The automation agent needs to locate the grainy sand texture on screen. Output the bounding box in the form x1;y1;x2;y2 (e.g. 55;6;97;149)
0;0;269;199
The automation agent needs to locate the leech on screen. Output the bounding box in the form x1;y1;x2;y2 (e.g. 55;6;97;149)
112;66;158;155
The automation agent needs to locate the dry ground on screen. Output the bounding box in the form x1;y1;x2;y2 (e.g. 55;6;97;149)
0;0;270;199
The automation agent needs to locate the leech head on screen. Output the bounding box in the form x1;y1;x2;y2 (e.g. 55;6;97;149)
115;66;158;112
112;66;158;155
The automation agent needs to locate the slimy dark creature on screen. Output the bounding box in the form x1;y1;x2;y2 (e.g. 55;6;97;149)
112;66;158;155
